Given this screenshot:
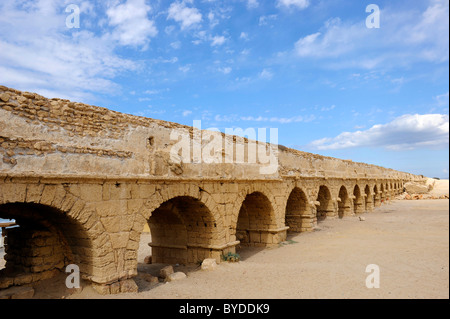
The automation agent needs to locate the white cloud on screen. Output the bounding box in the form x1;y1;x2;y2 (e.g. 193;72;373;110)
308;114;449;151
210;113;315;124
106;0;158;47
435;92;449;107
240;115;315;123
179;65;191;72
247;0;259;9
259;15;277;26
240;32;249;40
0;1;138;101
321;105;336;112
168;1;202;30
170;41;182;49
218;67;232;74
259;69;273;80
293;0;449;68
182;110;193;116
211;35;227;46
277;0;309;10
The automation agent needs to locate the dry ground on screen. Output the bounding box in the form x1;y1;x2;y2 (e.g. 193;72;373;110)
71;199;448;299
2;181;448;299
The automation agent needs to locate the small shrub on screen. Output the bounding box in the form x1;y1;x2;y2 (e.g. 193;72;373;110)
222;252;240;262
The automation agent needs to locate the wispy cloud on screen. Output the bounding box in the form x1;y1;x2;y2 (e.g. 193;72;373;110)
293;0;449;69
167;0;202;30
0;1;139;101
218;67;232;74
246;0;259;9
259;14;277;27
259;69;274;80
241;115;315;124
308;114;449;151
276;0;309;10
211;35;227;46
106;0;157;48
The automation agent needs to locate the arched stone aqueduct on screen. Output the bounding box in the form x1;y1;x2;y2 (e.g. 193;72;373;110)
0;86;420;292
0;176;405;288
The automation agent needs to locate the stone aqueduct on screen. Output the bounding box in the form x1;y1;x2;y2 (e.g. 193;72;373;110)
0;86;423;292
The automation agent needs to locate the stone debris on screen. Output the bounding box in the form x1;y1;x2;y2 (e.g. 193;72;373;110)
165;272;187;282
92;279;139;295
144;256;152;264
141;273;159;284
404;182;430;194
201;258;218;271
395;192;449;201
159;265;174;279
120;278;139;293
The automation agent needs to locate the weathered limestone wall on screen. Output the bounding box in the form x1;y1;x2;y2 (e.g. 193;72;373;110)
0;227;64;289
0;85;422;182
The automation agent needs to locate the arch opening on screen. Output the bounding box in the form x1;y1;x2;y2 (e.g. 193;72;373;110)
373;185;381;207
146;196;218;265
236;192;278;248
353;185;364;215
316;186;334;221
338;186;351;218
364;185;372;212
285;187;309;232
380;184;386;203
0;203;92;290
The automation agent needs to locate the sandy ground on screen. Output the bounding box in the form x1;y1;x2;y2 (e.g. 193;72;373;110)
2;180;449;299
429;179;449;197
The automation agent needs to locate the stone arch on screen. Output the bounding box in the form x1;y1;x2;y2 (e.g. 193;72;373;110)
380;184;386;203
231;184;279;227
0;182;114;287
316;185;334;221
147;196;221;264
140;184;222;228
235;191;279;248
364;184;372;212
0;183;116;284
373;185;381;207
353;185;364;215
285;187;310;232
338;185;351;218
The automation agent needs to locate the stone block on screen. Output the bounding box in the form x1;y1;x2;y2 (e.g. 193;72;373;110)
92;283;111;295
109;233;129;249
79;184;103;202
165;272;186;282
110;281;121;294
120;279;138;293
159;265;174;279
201;258;217;271
141;273;159;284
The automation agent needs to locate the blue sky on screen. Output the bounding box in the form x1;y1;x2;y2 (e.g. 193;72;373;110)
0;0;448;178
